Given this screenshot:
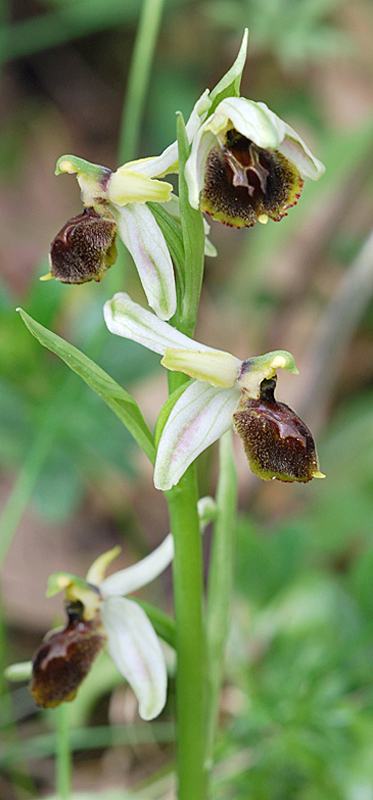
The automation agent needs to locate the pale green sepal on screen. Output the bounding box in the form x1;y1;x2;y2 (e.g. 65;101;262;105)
102;596;167;720
4;661;32;682
104;293;214;356
17;309;155;464
209;29;249;111
154;380;241;491
100;534;174;598
86;546;122;586
238;350;298;398
107;168;173;206
114;203;177;320
55;155;109;179
161;347;241;387
155;380;194;449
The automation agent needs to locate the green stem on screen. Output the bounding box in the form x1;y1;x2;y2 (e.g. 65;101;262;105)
162;115;207;799
205;432;237;768
118;0;165;164
166;465;207;800
56;704;71;800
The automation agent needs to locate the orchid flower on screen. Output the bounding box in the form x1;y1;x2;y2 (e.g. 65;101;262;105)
138;30;325;228
44;154;177;321
7;498;216;718
29;535;174;720
104;293;325;491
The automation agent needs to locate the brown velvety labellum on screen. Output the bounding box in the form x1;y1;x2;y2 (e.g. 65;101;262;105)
201;131;304;228
233;378;320;482
30;601;106;708
50;207;117;284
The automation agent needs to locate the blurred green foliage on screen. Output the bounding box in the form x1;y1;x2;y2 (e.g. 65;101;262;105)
204;0;354;67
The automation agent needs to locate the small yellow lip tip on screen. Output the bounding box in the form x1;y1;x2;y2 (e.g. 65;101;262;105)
271;356;286;369
59;160;76;174
258;214;268;224
313;471;326;479
57;576;71;588
40;272;54;281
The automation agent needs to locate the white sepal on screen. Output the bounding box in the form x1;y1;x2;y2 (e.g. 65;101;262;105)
185;127;216;209
280;121;326;180
114;204;176;321
102;596;167;721
154;381;241;491
212;97;284;149
100;534;174;597
104;293;218;356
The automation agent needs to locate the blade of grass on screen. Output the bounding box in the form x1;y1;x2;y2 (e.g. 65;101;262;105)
0;722;175;766
118;0;166;164
1;0;141;62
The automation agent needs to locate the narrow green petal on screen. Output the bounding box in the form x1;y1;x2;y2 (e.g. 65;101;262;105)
100;534;174;597
108;168;173;206
161;347;240;387
86;546;122;586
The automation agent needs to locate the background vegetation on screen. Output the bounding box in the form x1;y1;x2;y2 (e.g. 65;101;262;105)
1;0;373;797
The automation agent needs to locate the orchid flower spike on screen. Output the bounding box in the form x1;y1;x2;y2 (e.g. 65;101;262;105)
104;293;325;491
29;535;175;720
147;30;325;228
44;154;177;321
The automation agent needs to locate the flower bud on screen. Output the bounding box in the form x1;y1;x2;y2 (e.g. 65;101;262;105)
29;600;106;708
201;130;304;228
233;377;323;482
48;207;117;284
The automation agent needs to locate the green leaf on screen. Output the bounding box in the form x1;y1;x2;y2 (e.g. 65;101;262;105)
135;599;176;649
17;309;155;464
